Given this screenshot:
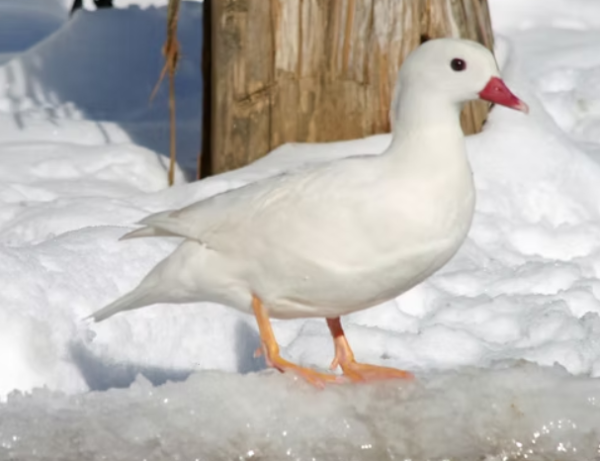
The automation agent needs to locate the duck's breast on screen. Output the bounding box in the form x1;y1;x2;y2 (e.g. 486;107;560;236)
219;157;476;318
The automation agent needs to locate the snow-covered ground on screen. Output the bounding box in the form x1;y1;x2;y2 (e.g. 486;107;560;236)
1;0;600;459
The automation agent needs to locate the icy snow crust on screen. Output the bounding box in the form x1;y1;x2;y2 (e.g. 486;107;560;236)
2;364;600;461
1;0;600;459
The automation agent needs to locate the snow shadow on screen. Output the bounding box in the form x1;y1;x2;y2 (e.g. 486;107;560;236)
233;320;266;375
70;320;264;391
0;2;66;61
69;342;194;391
0;2;203;173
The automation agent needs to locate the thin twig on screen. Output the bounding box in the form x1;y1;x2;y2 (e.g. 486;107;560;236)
151;0;181;186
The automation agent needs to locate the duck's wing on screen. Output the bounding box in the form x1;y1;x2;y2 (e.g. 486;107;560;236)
122;155;380;248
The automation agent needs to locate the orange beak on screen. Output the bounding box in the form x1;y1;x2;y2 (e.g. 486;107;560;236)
479;76;529;113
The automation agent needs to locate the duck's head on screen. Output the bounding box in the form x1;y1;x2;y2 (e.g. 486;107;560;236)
397;38;528;113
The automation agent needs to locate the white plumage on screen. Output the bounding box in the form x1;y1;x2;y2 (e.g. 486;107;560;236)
90;38;527;384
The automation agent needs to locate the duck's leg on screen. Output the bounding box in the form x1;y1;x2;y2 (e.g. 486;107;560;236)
252;296;341;387
326;317;414;382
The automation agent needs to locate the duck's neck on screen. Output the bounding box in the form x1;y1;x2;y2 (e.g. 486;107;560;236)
385;89;467;168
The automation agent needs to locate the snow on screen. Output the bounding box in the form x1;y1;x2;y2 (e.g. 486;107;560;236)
1;0;600;459
2;364;600;461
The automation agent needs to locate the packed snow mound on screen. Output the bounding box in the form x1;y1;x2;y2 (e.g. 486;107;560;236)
0;143;184;244
1;363;599;461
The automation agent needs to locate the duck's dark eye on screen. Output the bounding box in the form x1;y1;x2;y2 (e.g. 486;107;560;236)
451;58;466;71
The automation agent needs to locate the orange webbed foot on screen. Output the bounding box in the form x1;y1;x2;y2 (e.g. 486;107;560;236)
336;360;414;383
327;317;414;384
263;345;344;388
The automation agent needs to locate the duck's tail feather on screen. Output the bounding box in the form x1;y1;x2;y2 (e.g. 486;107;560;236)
119;210;183;240
87;285;154;323
120;226;177;240
137;210;199;242
88;239;202;323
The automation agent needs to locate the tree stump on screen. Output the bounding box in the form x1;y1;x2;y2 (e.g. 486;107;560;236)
207;0;494;175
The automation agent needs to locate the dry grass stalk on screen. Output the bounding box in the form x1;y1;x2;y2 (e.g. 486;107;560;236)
151;0;181;186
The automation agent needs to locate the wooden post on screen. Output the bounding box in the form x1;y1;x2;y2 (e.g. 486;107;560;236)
209;0;495;175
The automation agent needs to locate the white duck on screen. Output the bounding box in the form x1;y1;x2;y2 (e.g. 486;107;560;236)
90;38;528;386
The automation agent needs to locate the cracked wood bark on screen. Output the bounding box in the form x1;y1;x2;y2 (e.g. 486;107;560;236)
209;0;494;174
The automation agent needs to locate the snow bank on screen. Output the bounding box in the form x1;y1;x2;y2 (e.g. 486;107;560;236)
490;0;600;31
